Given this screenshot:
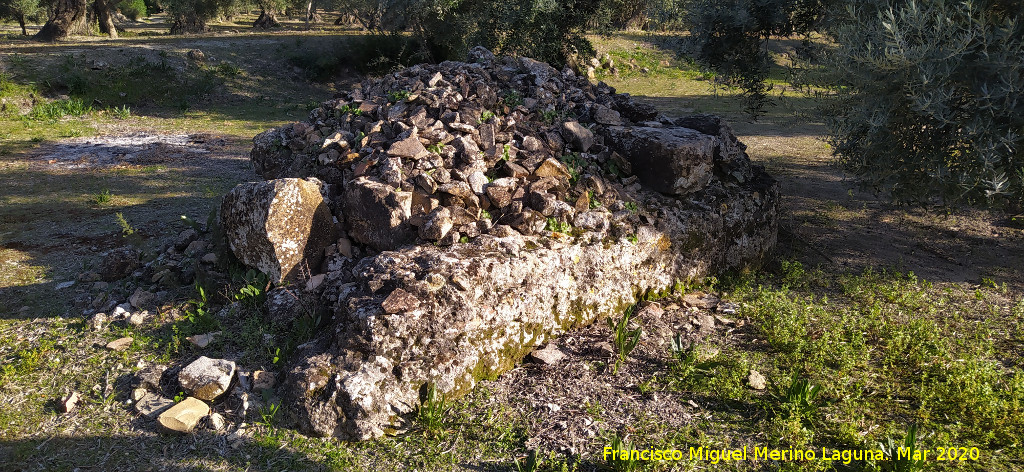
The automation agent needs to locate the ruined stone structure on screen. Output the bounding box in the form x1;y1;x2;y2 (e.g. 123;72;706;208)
221;47;778;439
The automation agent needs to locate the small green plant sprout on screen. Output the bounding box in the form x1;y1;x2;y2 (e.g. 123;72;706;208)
502;89;523;108
604;160;623;178
588;190;601;209
626;234;638;244
501;143;511;161
545;217;571;234
514;449;540;472
670;334;688;360
114;212;135;236
480;209;492;219
387;89;410;103
479;110;496;123
416;382;450;434
880;424;925;472
258;401;280;427
234;269;269;308
783;377;821;416
604;433;641;472
108;105;131;119
426;142;445;154
607;306;642;374
183;284;219;332
215;62;241;77
558;153;584;183
269;346;281;365
173;391;185;402
541;109;560;124
624;201;638;213
94;188;112;204
336;104;363;116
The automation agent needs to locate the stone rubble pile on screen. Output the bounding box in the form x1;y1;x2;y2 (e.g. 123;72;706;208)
211;47;779;440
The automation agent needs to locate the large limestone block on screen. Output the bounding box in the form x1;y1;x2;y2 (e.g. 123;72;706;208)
606;126;717;196
284;168;778;440
220;178;335;283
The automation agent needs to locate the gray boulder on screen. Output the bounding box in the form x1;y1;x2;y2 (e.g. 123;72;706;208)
605;126;717;196
342;177;415;251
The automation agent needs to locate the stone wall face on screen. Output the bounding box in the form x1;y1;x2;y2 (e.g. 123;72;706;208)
229;47;778;439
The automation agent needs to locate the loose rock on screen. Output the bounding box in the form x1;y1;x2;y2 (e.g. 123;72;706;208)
747;370;767;390
220;178;335;284
158;397;211;433
105;337;133;351
178;356;236;401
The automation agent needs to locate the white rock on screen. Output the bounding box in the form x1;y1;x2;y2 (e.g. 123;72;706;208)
185;331;221;348
178;356;236;401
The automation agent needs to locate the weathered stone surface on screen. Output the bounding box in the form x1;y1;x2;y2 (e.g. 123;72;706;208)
747;370;767;390
135;393;175;419
157;397;210;433
559;121;594;152
250;126;313;180
605;126;717;196
266;287;302;325
388;132;429;159
592;105;622;126
179;356;236;401
186;331;220;348
533;158;572;180
527;345;565;365
106;337;132;351
98;246;140;282
419;207;454;241
129;288;154;309
221;178;335;283
342;177;415;251
60;392;81;413
284;167;777;439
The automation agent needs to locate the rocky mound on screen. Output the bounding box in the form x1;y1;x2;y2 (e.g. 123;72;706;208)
220;47;778;440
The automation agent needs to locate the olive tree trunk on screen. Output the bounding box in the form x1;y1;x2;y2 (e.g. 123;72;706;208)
253;8;280;28
94;0;118;37
33;0;87;41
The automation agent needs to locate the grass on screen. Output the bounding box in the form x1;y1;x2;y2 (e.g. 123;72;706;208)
662;263;1024;470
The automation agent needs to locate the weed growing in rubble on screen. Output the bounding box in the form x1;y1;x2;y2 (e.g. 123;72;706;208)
479;110;495;123
387;90;411;103
416;383;450;435
501;89;523;108
233;269;269;309
426;142;444;154
335;104;363;116
545;217;571;234
607;306;642;374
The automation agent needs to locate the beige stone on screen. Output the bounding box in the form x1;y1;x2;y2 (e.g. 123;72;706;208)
157;397;210;432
